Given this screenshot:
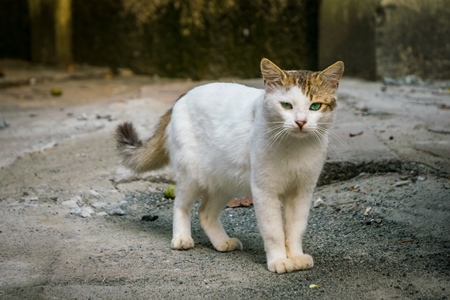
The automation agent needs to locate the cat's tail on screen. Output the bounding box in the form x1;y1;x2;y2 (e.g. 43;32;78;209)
115;108;172;173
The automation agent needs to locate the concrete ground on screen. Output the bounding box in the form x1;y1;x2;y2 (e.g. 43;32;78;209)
0;60;449;300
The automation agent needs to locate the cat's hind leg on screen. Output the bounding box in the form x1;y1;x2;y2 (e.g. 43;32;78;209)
198;193;243;252
171;181;201;250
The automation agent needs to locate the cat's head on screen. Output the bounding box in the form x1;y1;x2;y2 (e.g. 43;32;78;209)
261;58;344;139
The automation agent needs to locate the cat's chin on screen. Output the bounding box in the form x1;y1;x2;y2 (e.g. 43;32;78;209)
291;128;310;139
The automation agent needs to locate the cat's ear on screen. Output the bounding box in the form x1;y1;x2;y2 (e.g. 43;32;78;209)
261;58;287;92
317;61;344;95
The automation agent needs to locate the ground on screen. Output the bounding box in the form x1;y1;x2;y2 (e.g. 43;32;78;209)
0;62;449;299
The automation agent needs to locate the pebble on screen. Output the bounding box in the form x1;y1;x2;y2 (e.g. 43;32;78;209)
110;208;126;216
21;196;39;201
313;197;325;208
91;201;107;209
62;197;81;208
395;180;410;187
76;206;94;218
70;207;82;215
89;190;100;197
96;212;108;217
0;119;10;129
77;113;88;121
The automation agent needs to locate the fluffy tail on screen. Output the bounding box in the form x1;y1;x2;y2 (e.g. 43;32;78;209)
115;108;172;173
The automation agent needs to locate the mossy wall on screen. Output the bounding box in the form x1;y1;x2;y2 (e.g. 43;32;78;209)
319;0;378;80
320;0;450;80
375;0;450;80
0;0;30;60
72;0;319;79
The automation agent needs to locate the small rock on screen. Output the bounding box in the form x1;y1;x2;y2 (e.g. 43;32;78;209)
91;201;107;209
89;190;100;197
363;207;372;216
417;176;426;182
21;196;39;201
82;206;94;214
395;180;410;187
375;219;382;224
119;200;128;206
0;119;9;130
96;113;116;121
77;113;88;121
96;212;108;217
70;207;82;215
110;208;126;216
80;211;91;218
62;198;80;208
313;197;325;208
80;206;94;218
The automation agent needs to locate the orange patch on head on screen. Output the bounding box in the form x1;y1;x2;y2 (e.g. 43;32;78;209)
261;58;344;111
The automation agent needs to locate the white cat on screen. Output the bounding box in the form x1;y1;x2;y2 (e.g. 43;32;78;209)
115;58;344;273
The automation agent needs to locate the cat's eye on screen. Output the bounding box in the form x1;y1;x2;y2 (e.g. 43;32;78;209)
309;103;322;111
280;102;293;109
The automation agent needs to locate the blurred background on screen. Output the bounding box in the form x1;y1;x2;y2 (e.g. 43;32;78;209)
1;0;449;80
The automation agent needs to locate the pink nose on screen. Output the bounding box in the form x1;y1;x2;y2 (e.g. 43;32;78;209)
295;120;307;129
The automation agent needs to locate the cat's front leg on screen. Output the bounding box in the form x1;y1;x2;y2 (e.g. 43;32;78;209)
283;192;314;270
252;187;295;273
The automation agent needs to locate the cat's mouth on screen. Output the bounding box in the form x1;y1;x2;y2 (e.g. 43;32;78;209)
291;126;309;137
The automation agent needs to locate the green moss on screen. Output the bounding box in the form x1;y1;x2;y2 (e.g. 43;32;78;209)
72;0;319;79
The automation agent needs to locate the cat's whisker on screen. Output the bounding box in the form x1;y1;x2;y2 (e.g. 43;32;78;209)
310;129;329;149
317;115;352;125
312;127;350;161
264;124;286;134
266;127;287;149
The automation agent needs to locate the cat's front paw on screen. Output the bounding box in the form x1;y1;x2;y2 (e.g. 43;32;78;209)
267;258;295;274
290;254;314;270
171;236;195;250
215;238;243;252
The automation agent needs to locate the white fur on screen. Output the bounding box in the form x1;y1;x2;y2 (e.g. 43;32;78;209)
166;82;335;272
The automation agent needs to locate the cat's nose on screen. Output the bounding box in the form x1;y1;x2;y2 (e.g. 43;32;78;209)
295;120;307;129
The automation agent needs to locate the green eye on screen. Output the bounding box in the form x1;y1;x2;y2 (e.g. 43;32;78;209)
309;103;322;111
281;102;293;109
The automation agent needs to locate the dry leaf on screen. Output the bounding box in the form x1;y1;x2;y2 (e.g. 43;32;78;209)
227;197;253;208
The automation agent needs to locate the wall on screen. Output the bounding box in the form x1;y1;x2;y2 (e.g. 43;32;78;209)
72;0;319;79
375;0;450;79
319;0;450;80
0;0;30;60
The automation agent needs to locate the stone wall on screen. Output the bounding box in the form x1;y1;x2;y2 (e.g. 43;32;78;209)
319;0;450;80
72;0;319;79
3;0;450;80
375;0;450;80
0;0;30;61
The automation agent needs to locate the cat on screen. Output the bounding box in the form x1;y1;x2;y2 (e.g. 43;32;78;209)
115;58;344;273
